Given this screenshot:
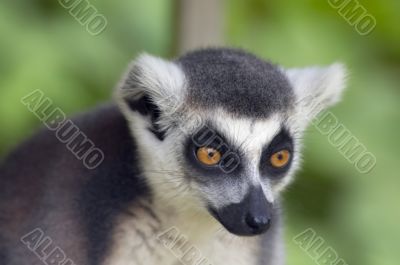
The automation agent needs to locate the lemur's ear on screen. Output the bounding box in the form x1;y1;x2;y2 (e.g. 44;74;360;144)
285;63;347;129
115;53;186;112
115;53;186;140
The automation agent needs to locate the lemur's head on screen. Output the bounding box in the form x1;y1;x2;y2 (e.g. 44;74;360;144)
115;48;347;236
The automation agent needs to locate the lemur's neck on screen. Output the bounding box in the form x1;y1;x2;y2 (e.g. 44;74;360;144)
140;151;219;239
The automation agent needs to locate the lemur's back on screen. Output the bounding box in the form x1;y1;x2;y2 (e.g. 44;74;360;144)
0;104;150;265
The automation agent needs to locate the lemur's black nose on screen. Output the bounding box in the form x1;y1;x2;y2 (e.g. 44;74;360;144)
244;185;272;234
245;213;271;233
209;186;273;236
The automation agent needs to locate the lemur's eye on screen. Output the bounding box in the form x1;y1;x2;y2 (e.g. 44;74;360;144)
196;147;222;166
270;150;291;168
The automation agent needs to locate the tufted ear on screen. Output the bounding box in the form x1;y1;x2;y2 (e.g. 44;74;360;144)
285;63;348;129
114;53;187;140
115;53;186;112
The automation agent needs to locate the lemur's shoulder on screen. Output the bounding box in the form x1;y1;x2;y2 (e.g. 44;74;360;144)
0;103;148;199
0;103;151;265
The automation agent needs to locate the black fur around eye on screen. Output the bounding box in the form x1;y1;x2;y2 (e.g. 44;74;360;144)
185;125;243;175
260;128;294;177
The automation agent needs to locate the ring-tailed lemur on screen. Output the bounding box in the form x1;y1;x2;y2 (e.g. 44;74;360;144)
0;48;347;265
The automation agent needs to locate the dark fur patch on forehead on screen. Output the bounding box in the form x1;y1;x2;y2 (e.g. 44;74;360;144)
177;48;294;118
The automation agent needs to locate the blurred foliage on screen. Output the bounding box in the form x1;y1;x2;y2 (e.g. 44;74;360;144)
0;0;399;264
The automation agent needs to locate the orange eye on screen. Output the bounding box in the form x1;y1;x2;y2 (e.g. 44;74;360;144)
270;150;291;168
196;147;222;166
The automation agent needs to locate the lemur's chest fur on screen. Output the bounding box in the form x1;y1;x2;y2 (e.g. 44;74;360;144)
104;199;262;265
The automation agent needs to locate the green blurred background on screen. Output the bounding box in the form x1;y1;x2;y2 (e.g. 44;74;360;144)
0;0;399;264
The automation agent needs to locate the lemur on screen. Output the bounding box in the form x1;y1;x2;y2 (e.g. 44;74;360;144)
0;48;347;265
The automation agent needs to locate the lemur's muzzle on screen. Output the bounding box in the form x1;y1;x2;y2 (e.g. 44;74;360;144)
209;186;272;236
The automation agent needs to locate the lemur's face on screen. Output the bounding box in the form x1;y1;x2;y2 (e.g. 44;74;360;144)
180;112;296;236
116;48;347;236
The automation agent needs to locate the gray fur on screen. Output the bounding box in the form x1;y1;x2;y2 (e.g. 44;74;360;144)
177;48;295;118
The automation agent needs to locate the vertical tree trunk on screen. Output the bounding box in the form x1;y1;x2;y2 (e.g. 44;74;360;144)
174;0;224;55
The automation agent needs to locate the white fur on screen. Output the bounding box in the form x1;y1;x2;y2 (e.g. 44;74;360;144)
105;202;262;265
285;63;347;130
